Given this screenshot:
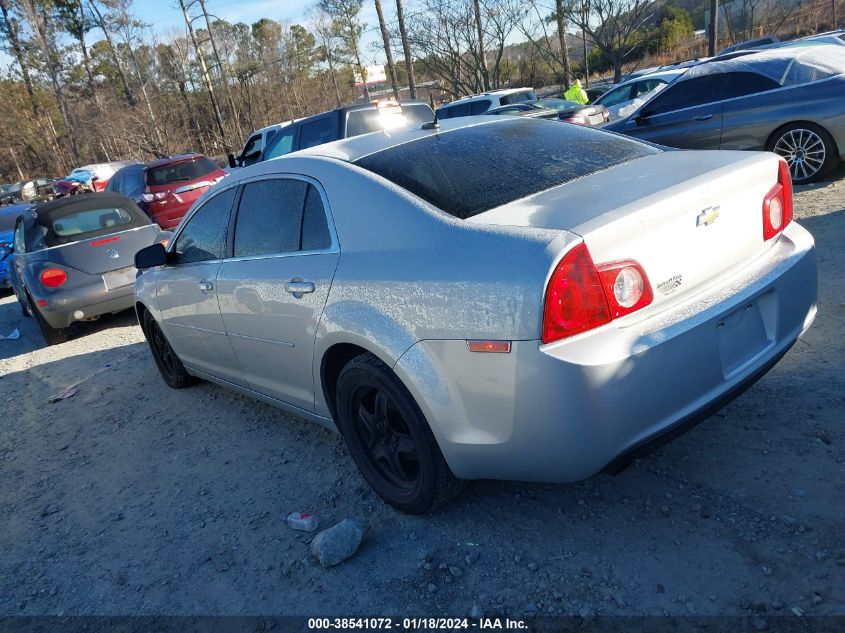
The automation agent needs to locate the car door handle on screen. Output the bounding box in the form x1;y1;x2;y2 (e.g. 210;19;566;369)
693;114;714;121
284;280;315;296
197;281;213;292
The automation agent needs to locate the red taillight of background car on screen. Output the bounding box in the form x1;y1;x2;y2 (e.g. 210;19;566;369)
542;244;653;344
142;191;170;203
763;159;793;241
40;268;67;288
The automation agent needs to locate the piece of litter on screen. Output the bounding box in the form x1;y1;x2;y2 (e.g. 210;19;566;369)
286;512;319;531
0;329;20;341
49;387;78;403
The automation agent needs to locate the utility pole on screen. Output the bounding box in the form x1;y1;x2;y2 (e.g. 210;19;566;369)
374;0;400;99
395;0;416;98
708;0;718;56
197;0;242;140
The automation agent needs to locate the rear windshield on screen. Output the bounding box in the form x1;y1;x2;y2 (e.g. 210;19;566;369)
146;157;218;187
42;205;149;247
346;104;435;137
354;118;658;219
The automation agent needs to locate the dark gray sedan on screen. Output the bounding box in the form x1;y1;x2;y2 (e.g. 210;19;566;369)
603;45;845;183
9;192;170;345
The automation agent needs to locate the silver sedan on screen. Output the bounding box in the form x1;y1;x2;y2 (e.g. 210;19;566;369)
134;116;817;513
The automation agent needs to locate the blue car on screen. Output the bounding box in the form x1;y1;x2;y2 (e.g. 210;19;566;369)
0;203;32;290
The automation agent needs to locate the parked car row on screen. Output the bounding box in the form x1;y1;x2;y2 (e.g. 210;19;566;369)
0;178;56;205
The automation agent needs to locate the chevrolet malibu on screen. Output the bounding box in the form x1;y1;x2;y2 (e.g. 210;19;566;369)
134;117;817;514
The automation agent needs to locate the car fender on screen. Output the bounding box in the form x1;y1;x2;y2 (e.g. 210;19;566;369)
134;268;161;325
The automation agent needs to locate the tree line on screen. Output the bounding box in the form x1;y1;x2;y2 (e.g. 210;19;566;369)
0;0;820;181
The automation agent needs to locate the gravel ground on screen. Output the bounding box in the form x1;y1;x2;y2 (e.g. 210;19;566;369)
0;169;843;620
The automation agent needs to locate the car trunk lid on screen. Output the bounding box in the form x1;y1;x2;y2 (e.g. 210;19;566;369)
469;150;783;313
42;224;161;275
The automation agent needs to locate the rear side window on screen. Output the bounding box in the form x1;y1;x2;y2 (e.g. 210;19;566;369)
173;187;236;264
354;118;658;219
49;208;132;241
645;75;728;114
301;185;331;251
234;179;307;257
722;72;780;98
470;100;491;115
300;117;337;149
499;91;536;105
147;157;218;187
438;102;471;119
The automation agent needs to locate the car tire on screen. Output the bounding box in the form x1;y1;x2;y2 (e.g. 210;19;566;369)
767;123;840;185
142;311;197;389
31;299;69;346
335;353;464;514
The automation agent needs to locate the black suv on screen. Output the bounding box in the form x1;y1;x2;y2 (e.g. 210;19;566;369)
232;100;435;167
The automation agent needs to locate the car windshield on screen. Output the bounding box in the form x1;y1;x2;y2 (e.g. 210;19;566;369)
354;118;658;220
346;104;435;137
146;157;218;186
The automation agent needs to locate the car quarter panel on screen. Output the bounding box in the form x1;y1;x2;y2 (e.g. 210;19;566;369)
395;221;816;481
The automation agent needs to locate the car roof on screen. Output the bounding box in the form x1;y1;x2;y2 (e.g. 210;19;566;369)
31;192;140;224
143;153;207;170
442;88;535;105
281;116;539;163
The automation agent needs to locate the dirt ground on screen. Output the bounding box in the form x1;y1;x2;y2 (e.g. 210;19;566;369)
0;169;843;620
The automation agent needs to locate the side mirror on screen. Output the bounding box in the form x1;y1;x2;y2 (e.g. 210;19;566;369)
634;110;653;125
135;243;168;270
227;153;237;169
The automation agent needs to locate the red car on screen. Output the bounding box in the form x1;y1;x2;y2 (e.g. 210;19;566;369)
105;154;226;229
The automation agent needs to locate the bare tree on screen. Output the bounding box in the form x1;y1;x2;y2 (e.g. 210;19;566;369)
374;0;400;98
565;0;656;82
395;0;416;97
318;0;370;102
473;0;490;90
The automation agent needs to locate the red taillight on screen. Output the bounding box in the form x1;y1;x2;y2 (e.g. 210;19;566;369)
142;191;170;203
542;243;611;344
40;268;67;288
542;245;653;344
597;261;654;319
763;159;793;241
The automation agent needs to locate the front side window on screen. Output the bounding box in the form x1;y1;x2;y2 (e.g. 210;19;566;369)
299;117;337;149
596;85;634;107
644;75;728;115
233;179;307;257
173;187;236;264
264;128;296;160
241;134;262;166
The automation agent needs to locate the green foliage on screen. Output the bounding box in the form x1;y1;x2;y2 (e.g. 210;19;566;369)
648;6;695;53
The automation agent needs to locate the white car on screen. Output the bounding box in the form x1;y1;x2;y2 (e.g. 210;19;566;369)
436;88;538;119
594;69;687;120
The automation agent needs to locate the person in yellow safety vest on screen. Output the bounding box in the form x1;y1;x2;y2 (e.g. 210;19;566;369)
563;79;589;105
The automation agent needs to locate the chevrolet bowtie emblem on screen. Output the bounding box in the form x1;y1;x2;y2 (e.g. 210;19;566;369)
697;206;720;226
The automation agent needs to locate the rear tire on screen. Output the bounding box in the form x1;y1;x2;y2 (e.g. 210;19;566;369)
767;122;839;185
335;354;464;514
142;311;197;389
32;300;69;346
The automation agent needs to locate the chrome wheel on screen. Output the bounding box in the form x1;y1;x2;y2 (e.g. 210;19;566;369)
773;128;826;182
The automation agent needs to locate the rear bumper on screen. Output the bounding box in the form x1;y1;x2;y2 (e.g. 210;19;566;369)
32;275;136;328
395;221;817;482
